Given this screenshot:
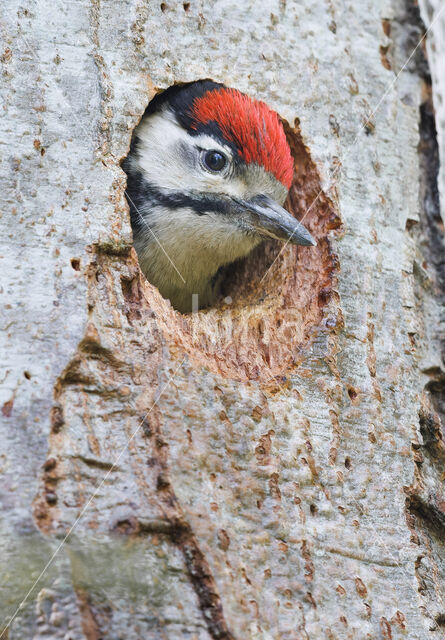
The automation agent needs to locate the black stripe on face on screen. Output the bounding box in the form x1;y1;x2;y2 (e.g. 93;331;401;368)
123;170;232;226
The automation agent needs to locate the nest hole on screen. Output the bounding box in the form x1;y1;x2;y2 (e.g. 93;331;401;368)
122;83;342;383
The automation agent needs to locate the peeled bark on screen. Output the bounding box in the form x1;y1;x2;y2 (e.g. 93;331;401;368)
1;0;444;638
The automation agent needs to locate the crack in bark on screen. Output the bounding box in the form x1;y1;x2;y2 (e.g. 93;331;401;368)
113;408;235;639
89;0;114;156
134;410;236;640
325;547;400;567
401;3;445;633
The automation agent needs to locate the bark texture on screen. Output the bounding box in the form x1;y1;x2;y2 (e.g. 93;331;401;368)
1;0;445;638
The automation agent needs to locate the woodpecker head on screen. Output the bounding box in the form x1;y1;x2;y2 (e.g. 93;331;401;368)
123;80;315;312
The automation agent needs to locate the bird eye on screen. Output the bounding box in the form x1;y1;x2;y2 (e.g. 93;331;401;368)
202;150;227;172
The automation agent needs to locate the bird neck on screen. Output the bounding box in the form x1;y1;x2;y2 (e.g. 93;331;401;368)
132;204;260;313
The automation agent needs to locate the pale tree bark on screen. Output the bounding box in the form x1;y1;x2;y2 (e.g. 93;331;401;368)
1;0;444;638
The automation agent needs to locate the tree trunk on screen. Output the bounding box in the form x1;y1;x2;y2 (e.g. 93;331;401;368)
1;1;444;638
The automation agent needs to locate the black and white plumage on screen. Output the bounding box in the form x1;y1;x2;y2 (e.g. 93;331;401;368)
123;81;315;313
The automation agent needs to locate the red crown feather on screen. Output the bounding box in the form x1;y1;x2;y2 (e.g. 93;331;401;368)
190;88;294;190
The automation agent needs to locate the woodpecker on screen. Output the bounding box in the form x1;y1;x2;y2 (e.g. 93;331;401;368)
123;80;316;313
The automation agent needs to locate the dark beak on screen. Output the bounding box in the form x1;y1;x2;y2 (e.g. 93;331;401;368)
232;194;316;246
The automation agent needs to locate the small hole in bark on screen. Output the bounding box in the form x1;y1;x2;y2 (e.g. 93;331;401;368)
71;258;80;271
160;2;167;11
43;457;57;471
183;2;190;10
348;386;358;401
24;370;31;380
344;456;351;470
121;80;342;382
45;492;57;505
